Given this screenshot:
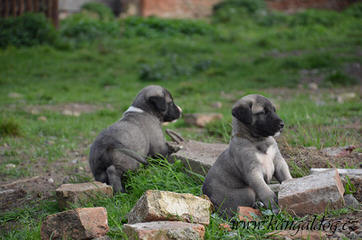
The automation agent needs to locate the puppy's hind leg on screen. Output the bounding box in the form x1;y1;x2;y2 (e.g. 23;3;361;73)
106;165;124;193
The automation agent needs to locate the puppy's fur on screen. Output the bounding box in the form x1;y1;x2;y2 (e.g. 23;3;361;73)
202;94;292;217
89;85;182;193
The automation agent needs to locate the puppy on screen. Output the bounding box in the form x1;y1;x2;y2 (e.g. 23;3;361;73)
89;85;182;193
202;94;292;217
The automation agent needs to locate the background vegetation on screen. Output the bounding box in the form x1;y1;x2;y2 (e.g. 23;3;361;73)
0;0;361;239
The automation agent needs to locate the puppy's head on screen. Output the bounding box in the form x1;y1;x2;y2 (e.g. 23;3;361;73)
133;85;182;122
232;94;284;138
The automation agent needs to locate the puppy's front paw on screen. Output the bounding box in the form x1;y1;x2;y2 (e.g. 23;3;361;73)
167;142;183;154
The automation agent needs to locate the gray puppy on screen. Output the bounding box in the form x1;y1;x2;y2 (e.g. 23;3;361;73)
202;94;292;217
89;85;182;193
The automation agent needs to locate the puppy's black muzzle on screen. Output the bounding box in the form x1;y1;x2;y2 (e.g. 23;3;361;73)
163;103;182;122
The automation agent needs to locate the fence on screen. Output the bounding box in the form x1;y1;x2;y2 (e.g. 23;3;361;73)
0;0;59;27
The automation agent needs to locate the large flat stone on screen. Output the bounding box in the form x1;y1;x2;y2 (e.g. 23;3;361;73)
310;168;362;176
56;181;113;210
127;190;212;225
169;140;227;175
123;221;205;240
41;207;109;240
279;169;345;216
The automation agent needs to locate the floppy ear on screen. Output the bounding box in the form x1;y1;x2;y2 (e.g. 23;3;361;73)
232;103;252;124
149;96;167;112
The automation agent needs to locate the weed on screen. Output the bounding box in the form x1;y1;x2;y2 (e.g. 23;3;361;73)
0;119;22;137
324;71;357;86
344;176;357;195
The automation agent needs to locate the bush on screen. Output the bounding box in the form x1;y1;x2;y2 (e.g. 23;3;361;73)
81;2;115;21
0;13;57;48
212;0;266;23
344;2;362;18
60;13;119;44
288;9;341;27
121;17;216;38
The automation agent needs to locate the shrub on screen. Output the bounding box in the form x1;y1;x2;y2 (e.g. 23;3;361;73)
0;13;57;48
81;2;115;21
121;17;216;38
60;13;119;44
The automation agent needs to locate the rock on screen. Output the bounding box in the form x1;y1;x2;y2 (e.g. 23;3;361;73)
336;92;357;103
308;82;318;91
183;113;223;128
310;168;362;202
127;190;212;225
278;169;345;216
5;163;16;169
169;140;227;175
38;116;47;121
8;92;23;98
237;206;262;221
62;109;81;117
321;145;356;157
123;221;205;240
0;189;26;211
41;207;109;240
267;230;327;240
56;182;113;210
344;194;360;209
211;102;222;109
310;168;362;177
48;178;54;184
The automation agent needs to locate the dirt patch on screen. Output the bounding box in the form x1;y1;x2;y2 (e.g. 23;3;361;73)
0;176;56;211
26;103;113;116
278;139;361;170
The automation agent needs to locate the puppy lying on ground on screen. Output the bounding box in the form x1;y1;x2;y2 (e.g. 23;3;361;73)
202;94;292;217
89;85;182;193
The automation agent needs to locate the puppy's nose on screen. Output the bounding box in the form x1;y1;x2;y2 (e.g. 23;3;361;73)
280;121;284;129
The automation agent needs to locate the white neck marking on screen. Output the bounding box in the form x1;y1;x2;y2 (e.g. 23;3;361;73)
123;106;144;115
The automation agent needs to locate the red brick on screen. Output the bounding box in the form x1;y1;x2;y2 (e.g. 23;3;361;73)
237;206;262;221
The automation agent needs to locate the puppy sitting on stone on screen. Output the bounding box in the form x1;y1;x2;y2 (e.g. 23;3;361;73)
89;85;182;193
202;94;292;217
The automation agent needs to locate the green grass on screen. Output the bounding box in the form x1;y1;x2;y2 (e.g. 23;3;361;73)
0;2;361;239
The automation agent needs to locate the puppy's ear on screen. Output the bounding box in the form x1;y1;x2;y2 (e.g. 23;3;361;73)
232;103;252;124
149;96;167;112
